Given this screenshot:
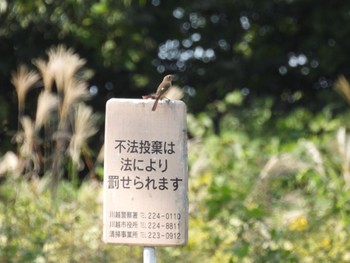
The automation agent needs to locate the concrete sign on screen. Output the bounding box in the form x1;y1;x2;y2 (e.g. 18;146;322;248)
103;99;188;246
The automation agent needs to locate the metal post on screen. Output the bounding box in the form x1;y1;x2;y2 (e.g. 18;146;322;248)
143;246;156;263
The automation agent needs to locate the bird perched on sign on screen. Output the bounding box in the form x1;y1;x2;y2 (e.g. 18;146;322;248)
143;75;174;111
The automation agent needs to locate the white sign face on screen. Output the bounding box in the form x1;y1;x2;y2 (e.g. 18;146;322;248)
103;99;188;246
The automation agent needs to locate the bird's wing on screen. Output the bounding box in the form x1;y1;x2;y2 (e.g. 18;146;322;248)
161;82;171;92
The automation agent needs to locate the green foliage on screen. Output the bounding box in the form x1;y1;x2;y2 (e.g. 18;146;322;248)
183;93;350;262
2;90;350;261
0;176;144;262
1;0;350;135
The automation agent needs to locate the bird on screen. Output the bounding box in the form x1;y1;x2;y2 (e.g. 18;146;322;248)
143;75;174;111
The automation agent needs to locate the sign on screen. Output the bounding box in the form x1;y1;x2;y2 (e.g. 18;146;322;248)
103;98;188;246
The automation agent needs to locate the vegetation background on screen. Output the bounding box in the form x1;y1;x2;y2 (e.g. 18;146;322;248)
1;0;350;262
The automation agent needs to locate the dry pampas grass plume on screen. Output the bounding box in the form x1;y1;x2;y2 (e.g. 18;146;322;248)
46;45;86;93
0;151;20;177
33;58;53;92
11;65;40;107
11;65;40;126
18;116;41;175
18;116;36;158
35;91;59;130
69;103;98;165
335;75;350;104
166;85;184;100
336;127;350;184
61;79;90;120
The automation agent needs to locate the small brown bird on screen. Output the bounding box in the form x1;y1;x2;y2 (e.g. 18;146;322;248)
150;74;174;111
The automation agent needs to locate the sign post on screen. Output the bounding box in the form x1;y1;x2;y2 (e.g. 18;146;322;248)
143;246;156;263
103;99;188;259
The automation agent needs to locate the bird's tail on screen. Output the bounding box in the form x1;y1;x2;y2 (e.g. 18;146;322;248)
152;98;159;111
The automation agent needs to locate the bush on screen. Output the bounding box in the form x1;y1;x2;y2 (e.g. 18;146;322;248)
2;75;350;261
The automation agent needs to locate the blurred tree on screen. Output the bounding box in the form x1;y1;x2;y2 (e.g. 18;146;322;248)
156;0;350;112
1;0;350;152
